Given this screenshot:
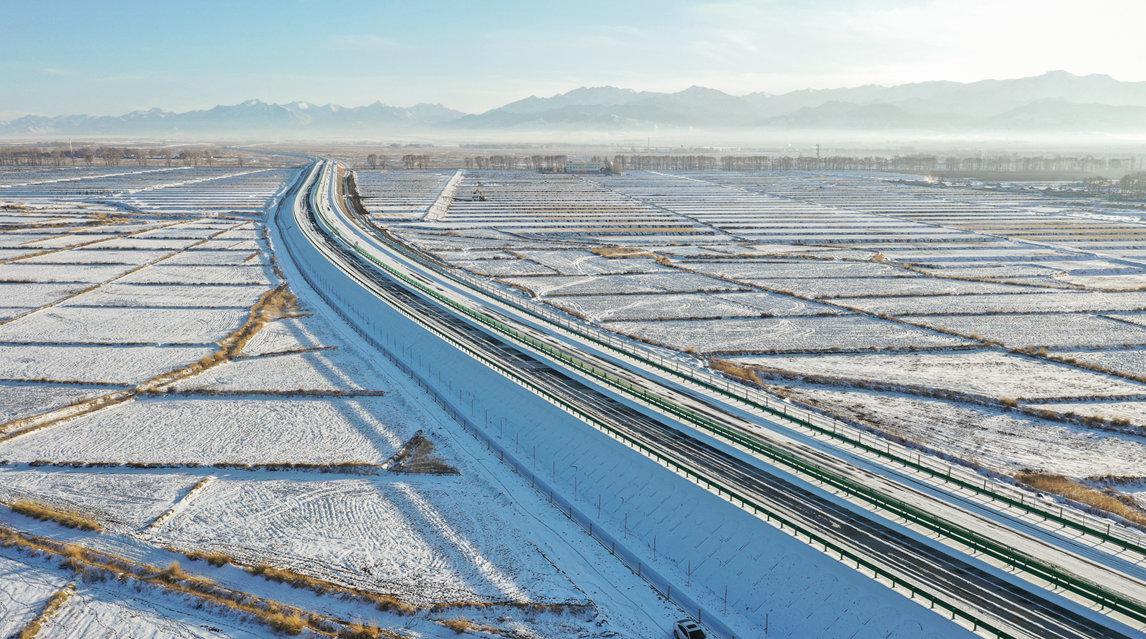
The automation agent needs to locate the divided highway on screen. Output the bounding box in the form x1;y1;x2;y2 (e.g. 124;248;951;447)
282;159;1146;639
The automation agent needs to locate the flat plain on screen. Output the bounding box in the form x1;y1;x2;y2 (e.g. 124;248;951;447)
368;167;1146;515
0;164;680;638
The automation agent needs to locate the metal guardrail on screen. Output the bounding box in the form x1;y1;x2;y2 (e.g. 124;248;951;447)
310;162;1146;634
279;163;739;637
283;170;1003;638
439;251;1146;556
338;165;1126;546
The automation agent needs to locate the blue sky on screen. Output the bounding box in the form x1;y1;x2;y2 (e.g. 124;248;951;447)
3;0;1145;118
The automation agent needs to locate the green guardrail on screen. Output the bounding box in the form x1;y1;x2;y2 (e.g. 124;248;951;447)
351;176;1144;558
300;193;1017;638
312;165;1146;629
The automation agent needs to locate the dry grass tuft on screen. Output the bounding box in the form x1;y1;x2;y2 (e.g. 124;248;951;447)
440;617;477;634
386;432;459;475
184;549;233;567
340;623;385;639
709;358;760;385
591;245;653;259
159;561;188;581
16;583;74;639
1015;471;1146;527
8;500;103;532
0;526;402;638
264;610;307;635
141;284;299;392
249;563;418;615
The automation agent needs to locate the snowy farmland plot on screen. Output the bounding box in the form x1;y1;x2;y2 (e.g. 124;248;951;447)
778;383;1146;478
32;587;268;639
0;382;120;422
0;169;684;638
737;349;1146;401
119;264;272;286
550;290;845;322
0;306;248;345
0;282;88;307
0;555;68;637
64;282;267;308
377;167;1146;515
502;271;746;297
153;477;585;604
0;395;416;465
0;344;215;384
5;163;1146;636
906;312;1146;348
607;315;969;353
0;467;199;530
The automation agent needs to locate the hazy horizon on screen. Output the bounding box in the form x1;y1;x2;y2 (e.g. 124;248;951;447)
0;69;1138;120
5;0;1146;120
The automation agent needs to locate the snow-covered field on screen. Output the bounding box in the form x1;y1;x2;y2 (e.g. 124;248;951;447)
388;168;1146;533
737;349;1146;400
551;290;844;321
503;271;744;297
1053;348;1146;379
155;477;584;604
171;350;384;393
905;312;1146;348
607;315;968;353
65;283;267;308
779;384;1146;477
681;259;913;280
0;554;67;637
0;181;687;637
120;264;271;286
836;291;1146;315
6;165;1146;637
0;344;213;384
239;317;331;356
747;275;1035;298
0;396;412;465
452;256;558;277
0;306;247;345
0;262;134;283
38;588;268;639
0;282;89;309
21;248;172;265
1034;399;1146;428
0;467;196;530
0;382;118;422
516;248;669;276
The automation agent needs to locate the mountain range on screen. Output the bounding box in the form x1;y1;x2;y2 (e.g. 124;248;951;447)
5;71;1146;139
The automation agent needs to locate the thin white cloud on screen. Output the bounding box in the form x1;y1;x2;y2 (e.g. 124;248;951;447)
680;0;1146;91
326;34;405;52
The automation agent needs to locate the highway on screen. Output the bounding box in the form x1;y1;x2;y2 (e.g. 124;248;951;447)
281;159;1146;639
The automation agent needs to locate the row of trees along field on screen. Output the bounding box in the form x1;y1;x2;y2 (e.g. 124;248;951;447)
366;154;573;172
616;154;1140;173
0;146;247;167
365;154;433;169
